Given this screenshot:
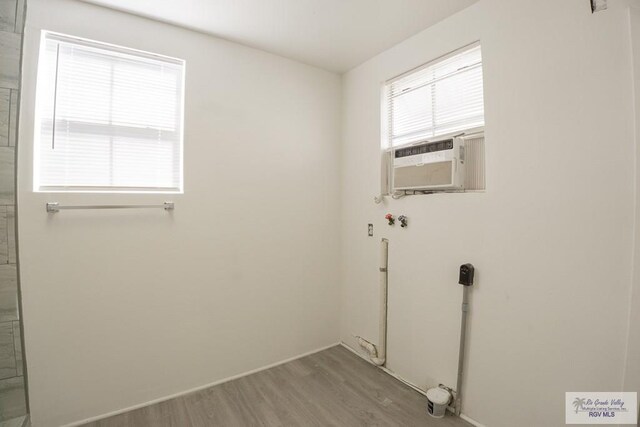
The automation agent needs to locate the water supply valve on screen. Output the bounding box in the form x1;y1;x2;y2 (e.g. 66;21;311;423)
385;213;395;226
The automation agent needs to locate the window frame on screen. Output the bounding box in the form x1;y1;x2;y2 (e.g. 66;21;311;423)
381;41;484;151
380;42;485;196
33;31;186;194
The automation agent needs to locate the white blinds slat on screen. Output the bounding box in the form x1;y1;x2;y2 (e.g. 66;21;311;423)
386;44;484;147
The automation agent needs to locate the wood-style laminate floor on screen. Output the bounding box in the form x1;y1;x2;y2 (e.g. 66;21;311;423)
84;345;472;427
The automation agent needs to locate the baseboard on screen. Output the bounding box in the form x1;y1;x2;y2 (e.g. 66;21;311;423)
64;342;341;427
460;413;486;427
339;342;485;427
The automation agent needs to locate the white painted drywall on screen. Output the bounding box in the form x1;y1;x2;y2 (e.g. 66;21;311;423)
625;4;640;407
17;0;342;425
340;1;636;426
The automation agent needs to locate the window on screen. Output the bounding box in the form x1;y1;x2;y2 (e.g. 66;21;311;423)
382;43;484;148
34;32;185;192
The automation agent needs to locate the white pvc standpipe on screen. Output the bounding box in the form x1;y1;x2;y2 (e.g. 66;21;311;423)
357;238;389;366
371;238;389;365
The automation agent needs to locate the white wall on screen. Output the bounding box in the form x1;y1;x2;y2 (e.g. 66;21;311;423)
17;0;342;425
340;1;636;426
625;4;640;406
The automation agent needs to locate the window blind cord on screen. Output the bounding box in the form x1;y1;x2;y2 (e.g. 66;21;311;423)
51;44;61;150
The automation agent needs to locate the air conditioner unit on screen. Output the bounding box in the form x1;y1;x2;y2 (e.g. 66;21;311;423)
392;137;466;192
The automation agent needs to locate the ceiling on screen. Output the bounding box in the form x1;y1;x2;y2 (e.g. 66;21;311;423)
79;0;477;73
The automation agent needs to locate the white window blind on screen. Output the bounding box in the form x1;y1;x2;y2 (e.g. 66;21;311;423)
384;43;484;148
34;32;185;192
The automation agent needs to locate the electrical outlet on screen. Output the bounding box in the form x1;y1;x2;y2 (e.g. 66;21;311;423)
368;224;374;237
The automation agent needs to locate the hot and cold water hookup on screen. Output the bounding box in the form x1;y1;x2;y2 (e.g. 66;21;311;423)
384;214;408;228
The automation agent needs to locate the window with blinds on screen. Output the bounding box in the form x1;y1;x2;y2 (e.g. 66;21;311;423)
34;32;185;192
383;43;484;148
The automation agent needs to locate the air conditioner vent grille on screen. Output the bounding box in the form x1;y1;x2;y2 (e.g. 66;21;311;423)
463;135;485;191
